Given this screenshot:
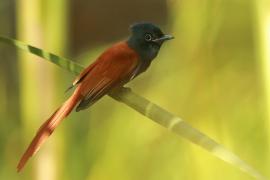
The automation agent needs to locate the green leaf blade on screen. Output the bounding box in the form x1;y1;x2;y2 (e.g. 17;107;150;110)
0;35;266;180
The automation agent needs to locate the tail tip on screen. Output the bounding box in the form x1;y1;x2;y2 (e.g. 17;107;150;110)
17;158;27;173
16;165;23;173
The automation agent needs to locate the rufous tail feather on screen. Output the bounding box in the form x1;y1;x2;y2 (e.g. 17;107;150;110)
17;89;81;172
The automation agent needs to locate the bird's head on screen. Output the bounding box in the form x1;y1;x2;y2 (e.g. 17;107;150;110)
127;22;174;61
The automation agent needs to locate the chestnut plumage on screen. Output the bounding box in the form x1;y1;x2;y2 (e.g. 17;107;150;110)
17;22;173;172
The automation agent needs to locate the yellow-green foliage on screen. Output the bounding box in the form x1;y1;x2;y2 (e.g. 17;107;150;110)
0;0;269;180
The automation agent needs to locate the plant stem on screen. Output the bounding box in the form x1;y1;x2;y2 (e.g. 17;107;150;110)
0;35;266;180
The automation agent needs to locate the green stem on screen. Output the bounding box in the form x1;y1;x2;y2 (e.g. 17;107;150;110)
0;35;266;180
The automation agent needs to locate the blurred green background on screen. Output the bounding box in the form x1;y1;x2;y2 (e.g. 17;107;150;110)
0;0;269;179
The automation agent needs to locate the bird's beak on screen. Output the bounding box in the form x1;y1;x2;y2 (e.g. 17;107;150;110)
153;34;174;43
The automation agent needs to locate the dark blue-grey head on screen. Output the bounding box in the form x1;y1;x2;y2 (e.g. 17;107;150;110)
127;22;173;61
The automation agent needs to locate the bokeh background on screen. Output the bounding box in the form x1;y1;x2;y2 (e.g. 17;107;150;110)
0;0;270;179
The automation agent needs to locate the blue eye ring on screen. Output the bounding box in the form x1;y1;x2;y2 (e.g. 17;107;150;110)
145;33;152;41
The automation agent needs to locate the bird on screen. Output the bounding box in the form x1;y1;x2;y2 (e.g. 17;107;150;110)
17;22;174;172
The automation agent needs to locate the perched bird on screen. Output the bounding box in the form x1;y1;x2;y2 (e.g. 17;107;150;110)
17;22;173;172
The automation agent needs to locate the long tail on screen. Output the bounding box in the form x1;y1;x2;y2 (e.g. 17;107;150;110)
17;89;81;172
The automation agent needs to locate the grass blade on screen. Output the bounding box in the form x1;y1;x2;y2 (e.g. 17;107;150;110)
0;35;266;180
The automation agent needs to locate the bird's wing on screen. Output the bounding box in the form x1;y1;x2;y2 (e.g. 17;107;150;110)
75;77;112;111
65;60;98;92
72;61;97;86
76;42;139;111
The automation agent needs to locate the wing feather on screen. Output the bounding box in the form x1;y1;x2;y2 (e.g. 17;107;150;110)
75;42;139;110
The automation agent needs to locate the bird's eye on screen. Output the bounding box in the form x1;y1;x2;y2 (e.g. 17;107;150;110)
144;34;152;42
